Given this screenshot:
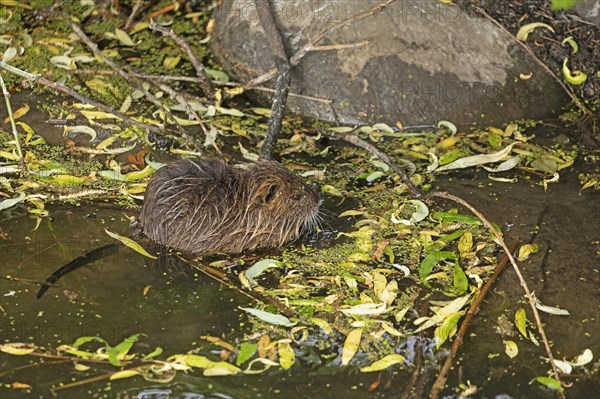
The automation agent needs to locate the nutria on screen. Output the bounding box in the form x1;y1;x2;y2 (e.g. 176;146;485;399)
137;158;321;254
37;158;321;298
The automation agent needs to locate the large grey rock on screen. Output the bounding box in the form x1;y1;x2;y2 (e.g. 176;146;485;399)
573;0;600;26
211;0;569;127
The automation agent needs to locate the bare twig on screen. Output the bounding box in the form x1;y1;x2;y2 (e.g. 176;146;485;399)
430;241;519;399
0;61;163;134
124;0;143;30
430;192;566;399
253;0;292;159
0;73;23;161
148;19;213;96
68;69;333;103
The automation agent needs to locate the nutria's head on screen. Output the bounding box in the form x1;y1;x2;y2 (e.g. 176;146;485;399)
242;160;321;247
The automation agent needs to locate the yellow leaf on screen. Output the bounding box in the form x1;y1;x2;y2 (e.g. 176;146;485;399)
360;354;405;372
504;340;519;358
115;28;136;46
341;328;362;366
105;228;157;259
278;341;295;370
458;232;473;256
51;175;85;185
516;22;555;41
163;55;181;69
110;369;140;380
0;343;36;355
518;243;539;261
4;103;29;123
515;308;527;338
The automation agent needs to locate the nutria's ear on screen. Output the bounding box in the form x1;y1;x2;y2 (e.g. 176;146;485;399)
264;184;279;205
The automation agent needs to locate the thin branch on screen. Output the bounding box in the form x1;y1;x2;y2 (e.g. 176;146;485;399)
0;73;23;161
68;69;333;103
430;241;519;399
124;0;143;30
253;0;292;160
0;61;163;134
148;19;213;96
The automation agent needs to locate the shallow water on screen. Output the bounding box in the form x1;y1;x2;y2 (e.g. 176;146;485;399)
1;165;599;399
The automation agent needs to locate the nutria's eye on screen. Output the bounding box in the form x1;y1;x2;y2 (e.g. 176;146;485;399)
292;193;302;201
265;185;279;203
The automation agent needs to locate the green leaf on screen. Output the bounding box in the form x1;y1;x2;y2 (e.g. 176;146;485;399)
236;343;258;366
550;0;577;10
105;228;157;259
434;311;462;348
453;262;468;295
239;307;296;327
535;376;564;392
205;68;229;82
515;308;528;338
72;336;109;348
518;243;539;261
142;347;163;360
436;144;516;172
561;36;579;54
562;58;588;85
419;251;457;280
360;354;405;372
108;334;142;366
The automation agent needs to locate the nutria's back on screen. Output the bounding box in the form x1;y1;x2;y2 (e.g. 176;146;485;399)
137;158;320;254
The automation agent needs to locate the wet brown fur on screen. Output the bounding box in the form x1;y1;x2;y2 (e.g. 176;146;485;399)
137;158;320;254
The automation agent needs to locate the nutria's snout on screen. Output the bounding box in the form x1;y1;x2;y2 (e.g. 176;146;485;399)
137;158;321;255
